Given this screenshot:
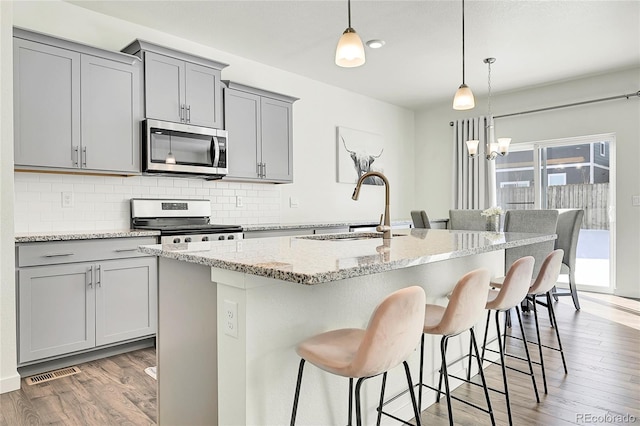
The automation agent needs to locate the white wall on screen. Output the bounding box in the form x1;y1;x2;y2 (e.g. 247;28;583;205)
415;67;640;298
0;1;20;393
14;174;282;233
12;1;415;226
1;0;415;391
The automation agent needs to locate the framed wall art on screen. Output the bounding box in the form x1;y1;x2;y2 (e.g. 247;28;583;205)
336;126;385;185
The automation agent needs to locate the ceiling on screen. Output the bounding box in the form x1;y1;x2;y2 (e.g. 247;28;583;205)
67;0;640;110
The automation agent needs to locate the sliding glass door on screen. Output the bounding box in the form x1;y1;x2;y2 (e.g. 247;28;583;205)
495;134;616;293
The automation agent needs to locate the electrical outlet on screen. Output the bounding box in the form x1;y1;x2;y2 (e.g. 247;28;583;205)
236;196;244;208
236;240;243;252
633;195;640;206
223;300;238;338
62;192;74;208
289;197;299;208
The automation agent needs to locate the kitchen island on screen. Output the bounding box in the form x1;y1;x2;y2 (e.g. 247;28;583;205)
139;228;555;425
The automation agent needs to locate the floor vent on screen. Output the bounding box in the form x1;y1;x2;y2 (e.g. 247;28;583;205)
25;366;81;385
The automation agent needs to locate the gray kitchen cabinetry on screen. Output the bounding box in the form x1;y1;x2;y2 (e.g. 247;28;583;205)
13;28;141;174
16;237;157;365
122;40;228;129
224;81;298;183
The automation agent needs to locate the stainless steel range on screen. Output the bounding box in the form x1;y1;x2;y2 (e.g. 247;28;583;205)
130;198;243;244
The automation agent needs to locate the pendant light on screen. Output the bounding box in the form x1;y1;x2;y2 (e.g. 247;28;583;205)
453;0;475;110
165;133;176;164
466;57;511;160
335;0;366;68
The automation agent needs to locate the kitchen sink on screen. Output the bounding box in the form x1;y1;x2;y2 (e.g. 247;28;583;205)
296;232;405;241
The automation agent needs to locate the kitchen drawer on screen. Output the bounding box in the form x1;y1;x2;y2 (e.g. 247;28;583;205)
17;237;157;267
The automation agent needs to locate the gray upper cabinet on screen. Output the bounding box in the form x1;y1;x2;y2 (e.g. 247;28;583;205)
122;40;228;129
13;38;80;169
13;28;142;175
224;81;298;183
81;55;140;173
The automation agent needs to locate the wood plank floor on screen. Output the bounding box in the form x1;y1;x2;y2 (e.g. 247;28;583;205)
1;292;638;425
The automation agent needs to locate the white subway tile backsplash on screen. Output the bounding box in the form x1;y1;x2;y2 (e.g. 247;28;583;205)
14;172;281;232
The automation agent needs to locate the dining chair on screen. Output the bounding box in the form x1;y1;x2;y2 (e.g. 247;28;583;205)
551;209;584;310
411;210;431;229
448;209;486;231
502;209;559;278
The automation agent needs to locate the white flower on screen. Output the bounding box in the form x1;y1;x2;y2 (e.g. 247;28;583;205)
481;206;503;217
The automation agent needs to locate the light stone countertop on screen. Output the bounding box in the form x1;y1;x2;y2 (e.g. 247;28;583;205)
138;229;555;285
241;219;415;232
15;229;161;243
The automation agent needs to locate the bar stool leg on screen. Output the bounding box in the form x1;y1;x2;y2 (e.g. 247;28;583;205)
514;306;540;402
436;337;450;403
531;295;548;394
402;361;423;426
290;359;306;426
355;377;366;426
376;373;387;426
349;378;354;426
494;310;512;425
439;336;454;426
418;334;425;410
470;328;496;426
547;292;568;373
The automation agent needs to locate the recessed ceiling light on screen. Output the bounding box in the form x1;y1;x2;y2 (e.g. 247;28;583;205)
366;39;385;49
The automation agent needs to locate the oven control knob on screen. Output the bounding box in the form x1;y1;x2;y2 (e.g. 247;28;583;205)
202;236;209;242
185;237;192;243
228;235;235;240
218;235;225;240
173;238;180;244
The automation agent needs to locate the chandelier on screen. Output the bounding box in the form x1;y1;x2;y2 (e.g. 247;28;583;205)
466;57;511;160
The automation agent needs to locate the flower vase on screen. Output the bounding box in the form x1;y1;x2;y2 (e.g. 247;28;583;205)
486;215;500;232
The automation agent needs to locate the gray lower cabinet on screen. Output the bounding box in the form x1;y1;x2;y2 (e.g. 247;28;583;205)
16;238;158;365
224;81;298;183
122;40;228;129
13;28;141;175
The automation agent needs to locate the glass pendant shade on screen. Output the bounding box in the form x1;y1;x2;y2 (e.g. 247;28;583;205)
497;137;511;154
335;28;366;68
165;152;176;164
453;84;475;110
466;140;479;156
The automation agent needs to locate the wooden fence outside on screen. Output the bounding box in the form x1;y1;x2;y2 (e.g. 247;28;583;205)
497;183;609;230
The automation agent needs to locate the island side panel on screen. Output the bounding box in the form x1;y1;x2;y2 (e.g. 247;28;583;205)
215;250;504;425
157;257;218;425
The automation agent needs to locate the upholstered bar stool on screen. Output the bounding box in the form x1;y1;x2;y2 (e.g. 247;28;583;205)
473;256;539;426
490;249;567;394
417;268;495;426
526;249;568;394
290;286;426;426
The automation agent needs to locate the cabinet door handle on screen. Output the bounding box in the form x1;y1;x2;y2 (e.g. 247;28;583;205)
73;146;79;167
114;248;138;253
180;104;186;122
263;162;267;178
96;265;101;287
82;147;87;168
86;267;93;289
44;252;74;258
186;105;191;123
256;162;261;177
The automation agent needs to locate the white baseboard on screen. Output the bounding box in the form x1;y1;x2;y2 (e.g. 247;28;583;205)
0;372;21;394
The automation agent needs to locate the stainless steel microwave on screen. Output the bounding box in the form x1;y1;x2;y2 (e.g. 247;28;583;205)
143;119;228;178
